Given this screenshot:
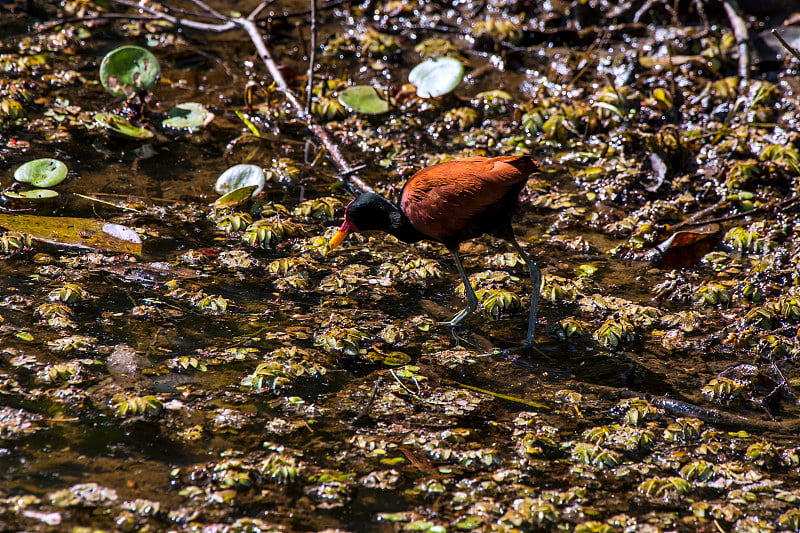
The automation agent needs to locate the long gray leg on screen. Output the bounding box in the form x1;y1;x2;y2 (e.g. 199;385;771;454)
438;247;479;327
508;236;541;347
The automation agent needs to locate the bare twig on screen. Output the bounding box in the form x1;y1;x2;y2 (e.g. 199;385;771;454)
74;192;188;204
73;193;143;212
669;200;730;230
771;28;800;63
248;1;273;21
447;380;551;409
235;17;372;193
112;0;235;31
160;3;227;21
693;0;710;33
564;30;607;90
721;0;750;79
354;376;382;421
671;194;800;230
109;0;374;195
633;0;660;23
305;0;318;115
186;0;227;21
254;0;344;22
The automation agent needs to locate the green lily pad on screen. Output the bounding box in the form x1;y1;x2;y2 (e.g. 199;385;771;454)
213;185;259;207
94;112;154;140
14;158;68;188
408;57;464;98
162;102;215;132
382;351;411;366
99;45;160;99
3;189;59;202
214;164;265;197
338;86;389;114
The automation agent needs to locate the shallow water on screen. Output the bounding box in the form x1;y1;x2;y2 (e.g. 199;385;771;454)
2;1;800;532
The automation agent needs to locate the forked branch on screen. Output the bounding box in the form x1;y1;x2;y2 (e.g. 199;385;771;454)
110;0;374;195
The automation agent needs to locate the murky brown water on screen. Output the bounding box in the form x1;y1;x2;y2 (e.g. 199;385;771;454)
2;1;800;532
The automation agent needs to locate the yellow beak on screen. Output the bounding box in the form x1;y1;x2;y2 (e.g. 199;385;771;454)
328;228;351;250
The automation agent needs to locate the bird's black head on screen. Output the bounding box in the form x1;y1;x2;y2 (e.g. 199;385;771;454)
329;192;403;250
344;192;399;232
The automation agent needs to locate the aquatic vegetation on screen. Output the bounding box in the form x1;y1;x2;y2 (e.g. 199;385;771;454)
702;378;748;405
47;283;88;304
241;349;327;393
213;211;252;233
593;317;635;350
294;197;343;220
2;2;800;532
0;231;32;254
112;394;164;417
472;18;523;47
242;217;301;248
571;442;621;468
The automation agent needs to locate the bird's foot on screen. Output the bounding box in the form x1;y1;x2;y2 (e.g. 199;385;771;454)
436;322;469;346
435;309;471;328
521;339;546;357
490;341;546;358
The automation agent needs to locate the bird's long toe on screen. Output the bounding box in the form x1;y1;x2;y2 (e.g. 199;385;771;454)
436;310;469;328
490;342;546;358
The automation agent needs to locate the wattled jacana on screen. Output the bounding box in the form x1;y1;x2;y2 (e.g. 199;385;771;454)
328;155;541;348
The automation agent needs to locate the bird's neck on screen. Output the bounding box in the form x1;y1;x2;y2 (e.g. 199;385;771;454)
388;210;425;243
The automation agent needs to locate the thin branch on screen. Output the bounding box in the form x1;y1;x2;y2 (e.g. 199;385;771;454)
108;0;373;195
234;16;373;193
633;0;660;23
248;1;273;21
671;194;800;230
353;376;382;421
721;0;750;79
111;0;235;32
186;0;227;21
693;0;710;33
154;4;227;22
254;0;344;22
305;0;318;115
669;199;730;231
448;380;551;409
771;28;800;63
564;30;606;90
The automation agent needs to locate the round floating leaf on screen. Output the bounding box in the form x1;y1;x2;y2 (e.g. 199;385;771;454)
162;102;215;132
94;112;154;140
99;45;160;99
382;351;411;366
214;164;265;197
408;58;464;98
4;189;59;202
213;185;259;207
14;158;68;188
338;86;389;114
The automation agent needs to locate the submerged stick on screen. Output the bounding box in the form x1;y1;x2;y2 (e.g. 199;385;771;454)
771;28;800;63
721;0;750;79
306;0;318;115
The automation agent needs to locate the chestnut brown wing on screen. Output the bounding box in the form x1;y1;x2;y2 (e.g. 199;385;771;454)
400;156;538;244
